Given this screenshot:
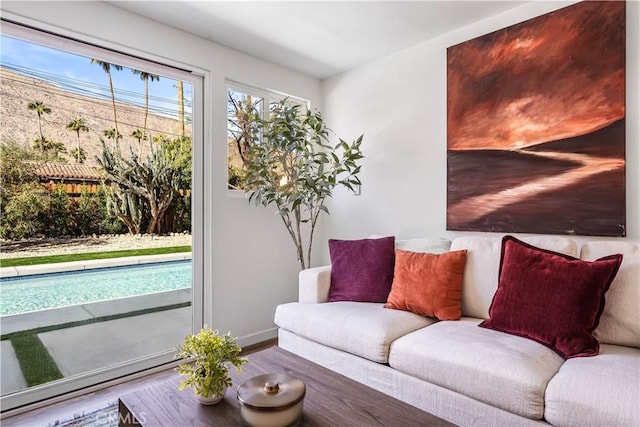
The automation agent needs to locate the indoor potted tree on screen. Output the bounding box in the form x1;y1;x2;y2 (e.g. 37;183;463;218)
175;326;247;405
245;99;364;270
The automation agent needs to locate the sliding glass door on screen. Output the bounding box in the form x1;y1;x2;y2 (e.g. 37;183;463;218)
0;20;204;412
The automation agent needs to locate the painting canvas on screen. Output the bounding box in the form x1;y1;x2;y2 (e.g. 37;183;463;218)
446;1;626;237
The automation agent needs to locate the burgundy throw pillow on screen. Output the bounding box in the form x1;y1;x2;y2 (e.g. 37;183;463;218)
479;236;622;359
328;236;395;302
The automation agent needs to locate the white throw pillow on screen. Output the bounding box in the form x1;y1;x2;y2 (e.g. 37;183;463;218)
581;241;640;349
368;235;451;254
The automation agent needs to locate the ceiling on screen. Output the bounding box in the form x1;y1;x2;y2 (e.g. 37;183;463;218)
108;1;528;80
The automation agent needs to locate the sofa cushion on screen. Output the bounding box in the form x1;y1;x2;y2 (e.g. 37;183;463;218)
369;235;452;254
545;344;640;427
581;241;640;348
328;236;395;302
396;237;452;254
384;249;467;320
450;235;577;319
274;302;434;363
480;236;622;359
388;318;564;419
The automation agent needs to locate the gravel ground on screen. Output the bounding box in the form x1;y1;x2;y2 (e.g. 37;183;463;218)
0;234;192;259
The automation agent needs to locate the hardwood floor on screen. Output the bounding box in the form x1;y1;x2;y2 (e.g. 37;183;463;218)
1;339;276;426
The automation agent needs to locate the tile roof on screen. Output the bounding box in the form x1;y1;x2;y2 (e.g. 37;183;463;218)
27;162;104;181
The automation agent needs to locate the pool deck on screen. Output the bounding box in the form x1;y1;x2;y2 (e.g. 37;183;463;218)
1;288;191;335
0;252;192;278
0;253;194;397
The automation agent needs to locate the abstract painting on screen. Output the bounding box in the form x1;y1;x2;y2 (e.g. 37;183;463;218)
446;1;626;237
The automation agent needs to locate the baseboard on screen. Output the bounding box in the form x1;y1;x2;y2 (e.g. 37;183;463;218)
237;327;278;348
241;338;277;355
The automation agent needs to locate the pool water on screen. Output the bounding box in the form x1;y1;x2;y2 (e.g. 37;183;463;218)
0;260;192;316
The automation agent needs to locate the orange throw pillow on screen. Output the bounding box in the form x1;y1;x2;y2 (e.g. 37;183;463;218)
384;249;468;320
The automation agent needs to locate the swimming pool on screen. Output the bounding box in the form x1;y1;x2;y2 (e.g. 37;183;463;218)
0;260;192;316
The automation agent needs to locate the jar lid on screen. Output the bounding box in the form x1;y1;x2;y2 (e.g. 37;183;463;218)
237;373;306;411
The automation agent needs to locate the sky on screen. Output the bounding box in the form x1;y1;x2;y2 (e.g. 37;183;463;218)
1;34;192;120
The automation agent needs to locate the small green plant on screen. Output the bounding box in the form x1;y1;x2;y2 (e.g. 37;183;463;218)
175;326;247;399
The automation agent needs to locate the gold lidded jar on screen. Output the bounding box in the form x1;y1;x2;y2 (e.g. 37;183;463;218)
237;373;306;427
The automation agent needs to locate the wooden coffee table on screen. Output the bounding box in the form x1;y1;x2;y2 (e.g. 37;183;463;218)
118;346;454;426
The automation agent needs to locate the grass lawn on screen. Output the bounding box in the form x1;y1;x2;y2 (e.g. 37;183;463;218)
0;246;192;268
11;333;63;387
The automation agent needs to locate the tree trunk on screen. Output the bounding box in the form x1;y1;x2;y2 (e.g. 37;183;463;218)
146;191;175;234
76;132;81;163
144;80;149;134
294;206;305;270
279;212;305;270
141;80;149;157
37;113;44;142
115;208;137;235
108;72;119;134
178;81;185;137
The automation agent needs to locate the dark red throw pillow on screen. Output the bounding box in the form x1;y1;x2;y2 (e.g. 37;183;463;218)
328;236;395;303
479;236;622;359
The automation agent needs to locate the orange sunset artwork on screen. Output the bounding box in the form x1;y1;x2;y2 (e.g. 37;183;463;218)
446;1;626;237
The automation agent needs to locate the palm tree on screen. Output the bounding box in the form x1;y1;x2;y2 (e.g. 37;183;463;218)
103;128;122;145
66;117;89;163
132;70;159;135
27;101;51;150
31;137;66;161
153;133;170;145
131;128;148;156
69;147;87;163
91;59;123;134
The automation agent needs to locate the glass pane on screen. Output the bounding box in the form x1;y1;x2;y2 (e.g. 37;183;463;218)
227;89;263;190
0;34;193;402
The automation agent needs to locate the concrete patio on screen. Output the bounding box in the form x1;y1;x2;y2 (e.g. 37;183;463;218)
1;293;192;396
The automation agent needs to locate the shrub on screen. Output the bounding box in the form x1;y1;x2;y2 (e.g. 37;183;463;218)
172;192;191;233
1;185;48;239
75;187;102;235
0;142;39;217
97;185;127;235
46;185;72;237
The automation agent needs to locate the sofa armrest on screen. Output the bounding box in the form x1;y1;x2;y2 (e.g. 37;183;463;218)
299;265;332;303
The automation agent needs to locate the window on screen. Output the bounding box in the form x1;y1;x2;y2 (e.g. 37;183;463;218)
226;82;308;191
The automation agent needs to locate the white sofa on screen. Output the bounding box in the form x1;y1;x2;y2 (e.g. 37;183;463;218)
274;236;640;426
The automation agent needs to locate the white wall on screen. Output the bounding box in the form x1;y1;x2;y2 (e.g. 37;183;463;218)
321;0;639;261
0;1;322;345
